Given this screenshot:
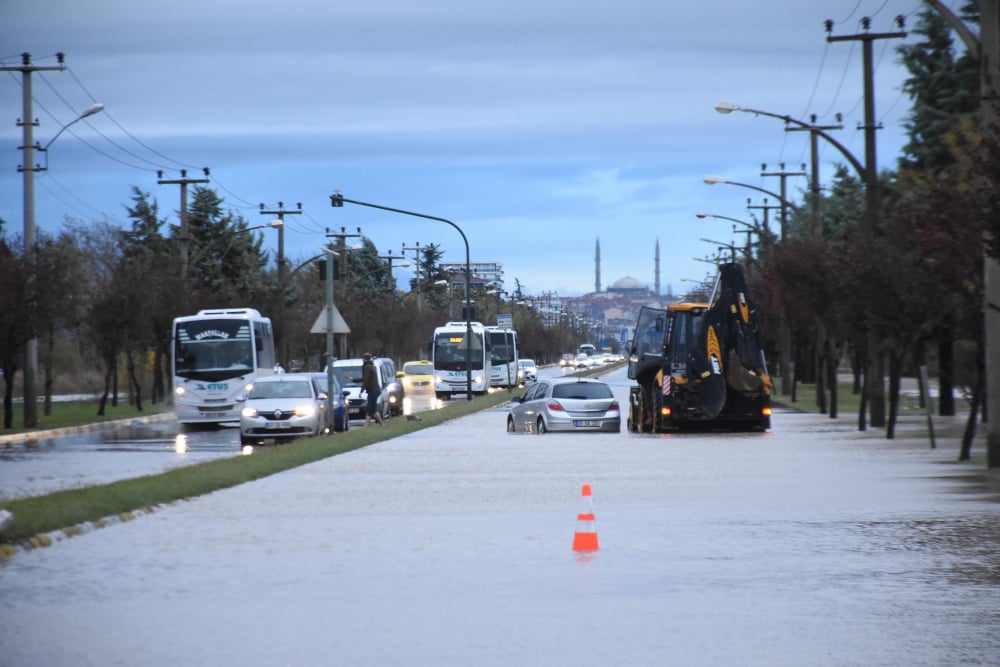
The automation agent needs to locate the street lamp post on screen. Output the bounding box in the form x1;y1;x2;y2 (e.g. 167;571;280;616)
696;211;766;267
703;174;802;241
15;95;104;427
699;237;741;263
714;99;885;426
332;193;475;400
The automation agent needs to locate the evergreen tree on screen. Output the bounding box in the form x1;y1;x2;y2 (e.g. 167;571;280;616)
897;6;980;171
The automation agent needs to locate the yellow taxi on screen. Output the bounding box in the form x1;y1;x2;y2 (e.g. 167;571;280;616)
400;360;439;414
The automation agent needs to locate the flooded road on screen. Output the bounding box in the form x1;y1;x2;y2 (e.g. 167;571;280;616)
1;367;999;665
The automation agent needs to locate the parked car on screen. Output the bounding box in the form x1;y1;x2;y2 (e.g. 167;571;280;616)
517;358;538;384
401;360;437;413
240;375;327;445
332;357;399;421
304;371;349;432
506;378;621;434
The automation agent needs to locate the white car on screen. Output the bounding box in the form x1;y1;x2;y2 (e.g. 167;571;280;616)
517;358;538;384
239;375;326;445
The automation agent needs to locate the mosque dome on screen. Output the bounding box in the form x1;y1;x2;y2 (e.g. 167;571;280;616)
609;275;646;291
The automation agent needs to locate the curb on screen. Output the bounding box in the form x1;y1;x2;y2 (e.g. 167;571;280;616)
0;411;177;447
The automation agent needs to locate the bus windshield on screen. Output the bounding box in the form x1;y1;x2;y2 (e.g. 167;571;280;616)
434;331;485;371
173;319;255;382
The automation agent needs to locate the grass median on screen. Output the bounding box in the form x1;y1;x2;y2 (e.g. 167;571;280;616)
0;390;514;550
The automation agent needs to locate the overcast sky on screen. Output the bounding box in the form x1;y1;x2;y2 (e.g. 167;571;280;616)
2;0;946;297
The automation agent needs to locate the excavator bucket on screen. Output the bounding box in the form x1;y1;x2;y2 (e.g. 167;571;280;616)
689;263;769;419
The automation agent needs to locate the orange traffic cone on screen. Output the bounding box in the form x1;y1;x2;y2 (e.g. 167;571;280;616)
572;483;600;552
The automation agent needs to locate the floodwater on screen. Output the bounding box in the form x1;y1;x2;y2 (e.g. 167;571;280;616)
1;367;999;666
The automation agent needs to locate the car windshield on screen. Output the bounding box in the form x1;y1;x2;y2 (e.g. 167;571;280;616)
334;365;363;388
551;383;612;400
404;363;430;375
250;380;313;399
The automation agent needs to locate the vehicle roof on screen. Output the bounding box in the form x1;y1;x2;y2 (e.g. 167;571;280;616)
548;377;607;385
253;374;312;383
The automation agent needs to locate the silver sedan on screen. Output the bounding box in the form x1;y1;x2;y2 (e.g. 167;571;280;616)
506;377;621;433
240;375;326;445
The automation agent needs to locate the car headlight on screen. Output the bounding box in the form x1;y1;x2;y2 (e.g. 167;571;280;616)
175;386;186;398
295;404;318;418
241;407;258;417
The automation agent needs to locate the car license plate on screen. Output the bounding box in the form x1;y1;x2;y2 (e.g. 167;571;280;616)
266;422;289;430
575;420;599;427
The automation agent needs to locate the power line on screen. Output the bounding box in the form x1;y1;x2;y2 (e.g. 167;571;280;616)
66;66;202;172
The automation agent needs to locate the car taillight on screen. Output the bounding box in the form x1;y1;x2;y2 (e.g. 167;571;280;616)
547;401;565;412
762;406;773;416
609;400;619;411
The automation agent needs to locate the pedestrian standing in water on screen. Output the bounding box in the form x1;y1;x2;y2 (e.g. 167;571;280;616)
361;353;384;426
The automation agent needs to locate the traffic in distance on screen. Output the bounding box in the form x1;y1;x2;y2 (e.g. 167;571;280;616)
167;261;771;445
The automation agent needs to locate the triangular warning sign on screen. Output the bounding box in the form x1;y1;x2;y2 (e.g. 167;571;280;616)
310;304;351;334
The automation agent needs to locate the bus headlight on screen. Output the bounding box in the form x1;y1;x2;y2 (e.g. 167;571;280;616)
175;386;186;399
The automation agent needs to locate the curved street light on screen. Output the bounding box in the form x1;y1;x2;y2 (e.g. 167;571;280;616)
695;210;758;231
714;101;864;178
332;193;475;400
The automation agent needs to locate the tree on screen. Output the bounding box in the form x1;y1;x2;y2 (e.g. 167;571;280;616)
179;187;272;308
122;187;177;403
0;230;29;428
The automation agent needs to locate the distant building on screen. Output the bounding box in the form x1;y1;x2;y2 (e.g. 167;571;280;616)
439;261;504;290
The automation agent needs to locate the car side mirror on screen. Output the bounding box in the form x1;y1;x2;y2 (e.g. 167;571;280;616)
318;392;329;400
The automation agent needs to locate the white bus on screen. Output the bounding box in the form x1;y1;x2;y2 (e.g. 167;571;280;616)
431;321;491;399
172;308;276;425
486;325;519;389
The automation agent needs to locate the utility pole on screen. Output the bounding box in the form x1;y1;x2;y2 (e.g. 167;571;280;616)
760;163;807;240
158;168;211;283
2;52;66;428
326;226;362;290
827;15;907;430
259;201;301;368
746;198;780;238
379;250;409;292
402;241;423;312
785;115;845;237
325;226;361;358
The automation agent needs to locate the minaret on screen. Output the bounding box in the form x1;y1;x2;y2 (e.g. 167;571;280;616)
654;238;661;295
595;238;602;293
